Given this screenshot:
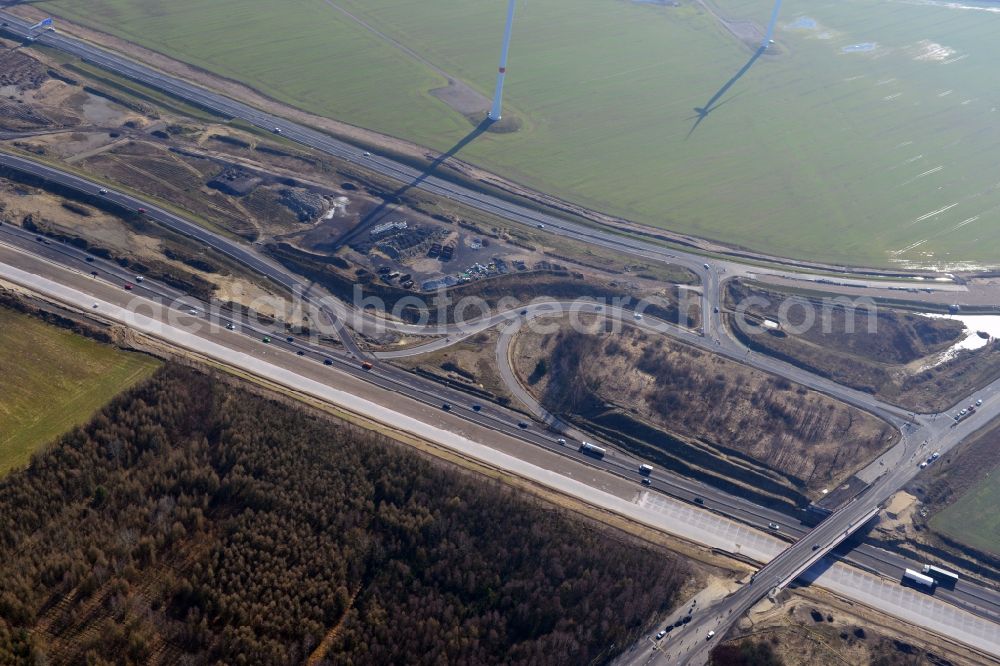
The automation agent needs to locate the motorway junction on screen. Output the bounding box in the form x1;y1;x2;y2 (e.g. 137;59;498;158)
1;10;1000;664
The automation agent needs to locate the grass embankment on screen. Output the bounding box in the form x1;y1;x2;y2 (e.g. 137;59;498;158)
917;418;1000;560
0;307;159;476
725;280;1000;412
35;0;1000;267
932;478;1000;557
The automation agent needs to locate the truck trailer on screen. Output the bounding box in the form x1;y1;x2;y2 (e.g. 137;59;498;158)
579;442;607;459
922;564;959;588
902;568;936;591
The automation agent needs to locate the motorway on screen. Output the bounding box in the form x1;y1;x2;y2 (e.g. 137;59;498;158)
3;234;1000;664
2;10;1000;661
0;11;977;310
4;173;1000;659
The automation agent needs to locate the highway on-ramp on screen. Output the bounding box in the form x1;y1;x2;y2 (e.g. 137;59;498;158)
2;12;1000;659
0;10;977;327
2;243;999;664
3;154;1000;659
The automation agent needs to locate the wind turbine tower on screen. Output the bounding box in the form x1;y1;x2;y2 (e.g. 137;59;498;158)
762;0;782;48
488;0;517;121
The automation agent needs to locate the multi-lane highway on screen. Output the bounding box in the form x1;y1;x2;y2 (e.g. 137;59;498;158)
2;10;1000;660
4;183;1000;646
0;10;975;313
4;235;1000;663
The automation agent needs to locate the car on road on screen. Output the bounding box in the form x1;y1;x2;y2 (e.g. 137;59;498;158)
633;312;643;320
517;421;529;429
931;451;941;460
812;544;820;551
35;236;43;242
98;188;108;195
135;275;144;282
225;323;235;330
137;208;146;214
557;438;566;445
363;151;371;157
706;630;715;640
976;399;983;406
536;223;544;229
693;497;704;505
286;336;294;343
441;403;451;411
655;630;666;640
296;350;305;356
713;306;719;313
85;256;94;262
703;263;710;270
520;309;528;316
361;361;374;370
123;283;132;290
90;271;98;277
91;302;99;309
188;309;198;315
641;478;652;486
471;404;482;411
272;127;282;134
768;522;780;531
262;336;271;343
323;358;333;366
920;461;928;469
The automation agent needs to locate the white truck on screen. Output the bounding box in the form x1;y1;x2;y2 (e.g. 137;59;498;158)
902;568;936;591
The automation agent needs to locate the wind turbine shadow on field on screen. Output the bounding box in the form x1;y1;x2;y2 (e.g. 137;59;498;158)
337;118;494;248
686;45;766;139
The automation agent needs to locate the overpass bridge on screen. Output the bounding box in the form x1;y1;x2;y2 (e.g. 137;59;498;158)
761;506;881;601
664;499;888;665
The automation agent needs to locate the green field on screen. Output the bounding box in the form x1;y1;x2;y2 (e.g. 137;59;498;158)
931;471;1000;556
0;308;160;476
35;0;1000;268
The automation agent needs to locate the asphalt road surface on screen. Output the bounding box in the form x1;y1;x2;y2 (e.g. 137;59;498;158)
0;10;979;326
5;136;1000;661
4;229;1000;662
2;12;1000;659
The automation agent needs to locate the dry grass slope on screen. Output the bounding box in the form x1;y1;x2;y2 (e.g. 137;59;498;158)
515;318;895;498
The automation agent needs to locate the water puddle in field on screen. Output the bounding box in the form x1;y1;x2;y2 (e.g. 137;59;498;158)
920;313;1000;368
913;39;957;61
842;42;877;53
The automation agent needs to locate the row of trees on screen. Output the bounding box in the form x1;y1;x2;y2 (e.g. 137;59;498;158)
0;364;689;664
